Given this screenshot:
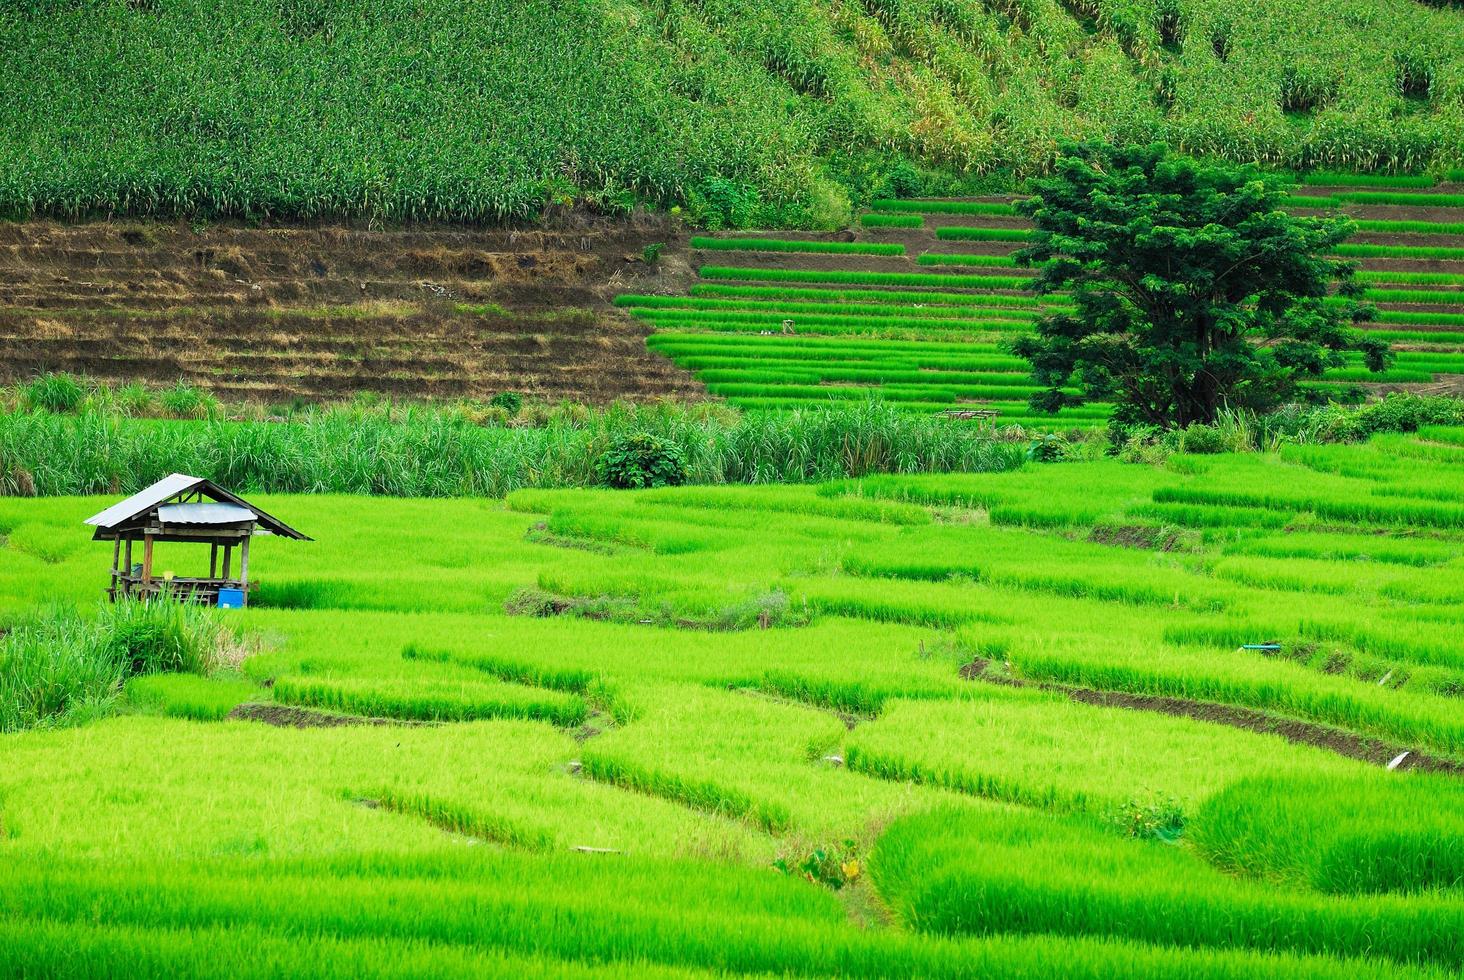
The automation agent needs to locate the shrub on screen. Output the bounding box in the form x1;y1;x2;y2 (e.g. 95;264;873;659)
1177;424;1227;454
489;391;523;416
596;432;688;489
641;242;663;264
774;838;862;889
1025;433;1068;462
20;372;86;413
690;177;758;230
884;161;924;199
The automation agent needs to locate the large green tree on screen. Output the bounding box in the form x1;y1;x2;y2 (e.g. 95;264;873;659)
1012;143;1389;428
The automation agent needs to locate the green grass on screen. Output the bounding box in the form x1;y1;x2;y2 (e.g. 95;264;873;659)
690;237;904;256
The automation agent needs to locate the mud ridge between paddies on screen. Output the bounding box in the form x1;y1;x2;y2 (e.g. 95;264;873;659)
0;212;703;403
960;659;1464;774
226;702;433;729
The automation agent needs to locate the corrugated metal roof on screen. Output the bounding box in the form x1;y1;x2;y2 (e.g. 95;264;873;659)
83;473;310;540
84;473;204;528
156;503;257;526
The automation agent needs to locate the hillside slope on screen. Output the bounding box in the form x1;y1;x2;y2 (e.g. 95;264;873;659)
3;0;1464;227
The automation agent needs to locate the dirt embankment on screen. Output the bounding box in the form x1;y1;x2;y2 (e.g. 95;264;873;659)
0;211;702;403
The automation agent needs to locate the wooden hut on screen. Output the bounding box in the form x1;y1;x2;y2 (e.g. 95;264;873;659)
84;473;309;607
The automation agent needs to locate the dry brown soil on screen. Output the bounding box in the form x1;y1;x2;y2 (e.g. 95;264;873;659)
0;210;702;403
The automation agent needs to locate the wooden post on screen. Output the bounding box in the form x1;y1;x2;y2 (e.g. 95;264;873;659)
222;543;232;582
142;533;154;587
110;537;121;601
123;538;133;599
210;542;218;579
239;535;251;606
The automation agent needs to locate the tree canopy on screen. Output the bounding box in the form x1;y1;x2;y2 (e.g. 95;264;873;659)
1012;143;1390;429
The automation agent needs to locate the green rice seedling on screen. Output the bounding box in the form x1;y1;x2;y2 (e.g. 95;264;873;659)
1335;243;1464;260
619;295;1038;322
934;226;1032;241
871;805;1464;969
697;265;1036;288
870;199;1019;215
124;673;261;721
688;283;1054;308
846;691;1359;817
1373;310;1464;326
1282;195;1340;208
859;213;922;228
272;673;589;726
1321;367;1434;383
630;309;1033;335
1357;270;1464;286
1224;530;1460;567
1302;173;1436;188
0;850;1436;979
1355;220;1464;234
1192;774;1464;894
1420;425;1464;446
1337;191;1464;207
1362;289;1464;305
689;237;904;256
915;253;1020;267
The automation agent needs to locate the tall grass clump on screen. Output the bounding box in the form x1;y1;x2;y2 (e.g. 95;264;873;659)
0;599;237;732
0;399;1027;497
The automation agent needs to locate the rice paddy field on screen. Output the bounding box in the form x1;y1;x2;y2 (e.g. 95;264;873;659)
625;178;1464;423
2;428;1463;976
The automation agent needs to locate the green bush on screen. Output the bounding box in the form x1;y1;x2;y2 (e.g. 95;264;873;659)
20;373;86;413
596;432;688;489
1178;424;1227;454
489;391;523;416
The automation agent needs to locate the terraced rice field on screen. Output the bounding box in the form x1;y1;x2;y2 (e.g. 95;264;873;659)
0;218;700;404
2;432;1463;975
625;178;1464;425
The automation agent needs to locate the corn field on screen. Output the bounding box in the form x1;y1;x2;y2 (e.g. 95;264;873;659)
1;0;1462;226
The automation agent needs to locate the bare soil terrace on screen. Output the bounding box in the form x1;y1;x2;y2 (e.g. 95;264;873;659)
0;212;703;403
